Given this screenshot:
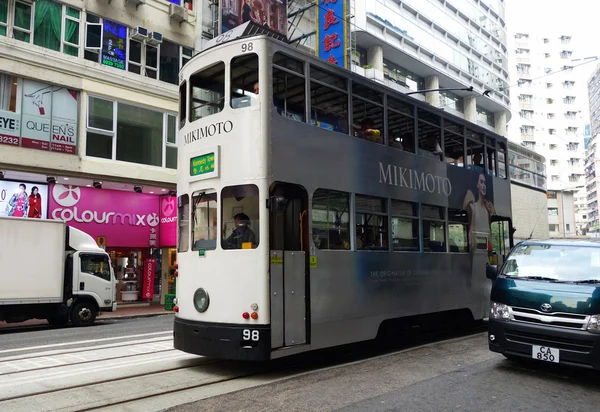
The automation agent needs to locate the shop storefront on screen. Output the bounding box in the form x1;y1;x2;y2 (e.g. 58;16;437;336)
47;183;177;304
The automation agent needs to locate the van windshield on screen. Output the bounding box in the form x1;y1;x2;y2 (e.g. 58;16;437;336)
501;244;600;282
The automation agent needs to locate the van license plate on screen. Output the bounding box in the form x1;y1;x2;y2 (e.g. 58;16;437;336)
532;345;560;363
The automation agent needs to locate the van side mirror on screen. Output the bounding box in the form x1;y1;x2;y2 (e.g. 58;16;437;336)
486;264;499;280
267;196;287;212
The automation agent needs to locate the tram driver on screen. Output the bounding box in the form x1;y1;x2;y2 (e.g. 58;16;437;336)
223;213;257;249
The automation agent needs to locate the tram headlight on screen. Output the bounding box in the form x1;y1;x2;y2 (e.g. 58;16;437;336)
193;288;210;313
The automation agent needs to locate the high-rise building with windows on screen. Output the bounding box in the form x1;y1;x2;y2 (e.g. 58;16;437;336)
0;0;196;305
350;0;511;135
585;65;600;233
507;31;588;236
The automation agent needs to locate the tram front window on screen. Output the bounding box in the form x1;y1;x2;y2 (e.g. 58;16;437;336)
221;184;260;250
191;191;218;251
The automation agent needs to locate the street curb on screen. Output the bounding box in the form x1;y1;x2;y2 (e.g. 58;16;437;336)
97;312;175;320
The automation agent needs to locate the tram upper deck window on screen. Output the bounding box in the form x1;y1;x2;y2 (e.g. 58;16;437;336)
231;53;258;109
466;130;485;172
443;119;465;167
189;62;225;122
312;189;350;250
310;66;348;134
486;136;498;177
417;108;442;161
352;82;384;144
221;184;260;250
497;141;507;179
273;52;306;122
355;195;388;251
388;97;415;153
179;82;187;129
191;191;218;251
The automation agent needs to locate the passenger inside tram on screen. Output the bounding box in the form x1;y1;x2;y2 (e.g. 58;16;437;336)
355;118;381;142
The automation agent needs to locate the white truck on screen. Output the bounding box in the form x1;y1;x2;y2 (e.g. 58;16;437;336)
0;217;117;327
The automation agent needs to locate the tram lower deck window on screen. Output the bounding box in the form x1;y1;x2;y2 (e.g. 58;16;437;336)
221;184;260;250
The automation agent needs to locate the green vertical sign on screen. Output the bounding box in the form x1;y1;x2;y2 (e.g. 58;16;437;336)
190;153;215;176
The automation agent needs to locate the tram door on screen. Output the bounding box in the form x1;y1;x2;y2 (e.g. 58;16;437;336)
490;216;515;267
268;183;309;350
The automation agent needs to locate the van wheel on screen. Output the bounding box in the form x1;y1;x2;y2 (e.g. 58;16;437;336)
71;301;98;327
47;314;69;327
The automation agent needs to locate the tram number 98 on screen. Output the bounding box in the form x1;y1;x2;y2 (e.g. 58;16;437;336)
241;42;253;53
242;329;259;341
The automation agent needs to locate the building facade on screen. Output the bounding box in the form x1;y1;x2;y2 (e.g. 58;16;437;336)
585;65;600;234
349;0;511;135
0;0;197;305
507;30;588;236
507;141;549;241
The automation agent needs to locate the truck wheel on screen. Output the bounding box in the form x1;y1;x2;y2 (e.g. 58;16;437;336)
47;314;69;328
71;301;97;327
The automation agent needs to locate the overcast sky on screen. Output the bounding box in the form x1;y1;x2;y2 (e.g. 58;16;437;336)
507;0;600;81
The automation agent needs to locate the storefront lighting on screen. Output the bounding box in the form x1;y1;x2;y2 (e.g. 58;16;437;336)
46;176;56;184
134;185;143;193
93;181;102;189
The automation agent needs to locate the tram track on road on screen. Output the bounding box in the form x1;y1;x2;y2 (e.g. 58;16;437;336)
0;323;488;412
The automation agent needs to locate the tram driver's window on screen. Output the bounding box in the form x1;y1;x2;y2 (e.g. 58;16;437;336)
189;62;225;122
191;191;218;251
231;53;259;109
178;194;190;253
355;195;388;251
312;189;350;250
221;184;260;250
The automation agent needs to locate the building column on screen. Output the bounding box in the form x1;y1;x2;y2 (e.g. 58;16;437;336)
464;96;477;124
425;75;439;106
367;44;383;71
494;111;507;136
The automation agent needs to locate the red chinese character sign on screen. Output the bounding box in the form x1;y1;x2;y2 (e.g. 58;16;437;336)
316;0;347;68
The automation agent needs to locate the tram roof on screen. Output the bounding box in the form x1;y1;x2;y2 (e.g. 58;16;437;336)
193;23;507;144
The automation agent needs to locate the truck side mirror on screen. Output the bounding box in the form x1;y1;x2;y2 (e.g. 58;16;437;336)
267;196;287;212
486;264;499;280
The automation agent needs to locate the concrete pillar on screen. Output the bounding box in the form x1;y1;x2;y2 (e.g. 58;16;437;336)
464;96;477;124
367;44;384;71
494;111;507;136
425;75;439;106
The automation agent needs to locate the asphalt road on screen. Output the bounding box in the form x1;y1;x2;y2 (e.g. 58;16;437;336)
167;333;600;412
0;314;173;356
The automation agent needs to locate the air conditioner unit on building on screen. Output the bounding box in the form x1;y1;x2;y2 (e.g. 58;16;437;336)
130;26;149;41
169;3;189;24
147;31;163;46
125;0;146;7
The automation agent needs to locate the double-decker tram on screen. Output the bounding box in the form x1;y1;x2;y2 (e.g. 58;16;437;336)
173;29;514;361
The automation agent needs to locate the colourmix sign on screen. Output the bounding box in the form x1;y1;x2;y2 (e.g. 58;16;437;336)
48;184;176;248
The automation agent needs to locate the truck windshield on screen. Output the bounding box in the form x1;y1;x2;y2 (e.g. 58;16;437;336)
501;244;600;282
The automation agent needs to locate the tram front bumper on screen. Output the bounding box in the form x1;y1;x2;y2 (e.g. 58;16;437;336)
174;317;271;361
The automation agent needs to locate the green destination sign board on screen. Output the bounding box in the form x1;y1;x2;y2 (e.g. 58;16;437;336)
190;153;215;176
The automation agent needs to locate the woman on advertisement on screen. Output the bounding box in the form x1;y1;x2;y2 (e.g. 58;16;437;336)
28;186;42;218
6;183;29;218
462;173;496;250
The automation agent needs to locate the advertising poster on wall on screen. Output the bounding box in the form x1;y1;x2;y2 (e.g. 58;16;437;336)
221;0;288;37
0;181;49;219
102;20;127;71
316;0;347;68
51;88;78;154
21;80;52;151
0;110;21;148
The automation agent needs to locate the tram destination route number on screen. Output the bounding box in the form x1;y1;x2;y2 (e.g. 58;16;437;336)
243;329;260;341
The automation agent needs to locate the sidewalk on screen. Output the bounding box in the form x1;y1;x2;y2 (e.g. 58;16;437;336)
98;304;175;320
